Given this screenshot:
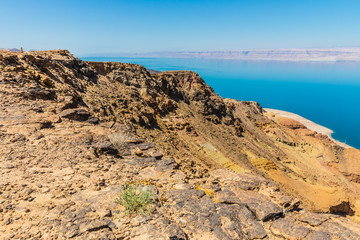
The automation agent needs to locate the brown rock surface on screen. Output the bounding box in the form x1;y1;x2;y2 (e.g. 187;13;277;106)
0;49;360;239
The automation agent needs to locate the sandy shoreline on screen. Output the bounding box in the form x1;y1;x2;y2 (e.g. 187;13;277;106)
264;108;351;149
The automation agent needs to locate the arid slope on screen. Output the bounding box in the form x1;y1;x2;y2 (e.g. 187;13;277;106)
0;49;360;239
87;55;360;218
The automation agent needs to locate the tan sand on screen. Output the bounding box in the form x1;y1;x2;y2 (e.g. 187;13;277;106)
264;108;352;149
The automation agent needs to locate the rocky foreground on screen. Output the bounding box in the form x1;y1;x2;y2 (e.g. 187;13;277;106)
1;50;360;239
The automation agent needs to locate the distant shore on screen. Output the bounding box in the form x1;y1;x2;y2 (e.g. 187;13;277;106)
264;108;351;149
107;48;360;62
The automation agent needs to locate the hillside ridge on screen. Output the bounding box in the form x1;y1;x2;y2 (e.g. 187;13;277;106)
1;49;360;239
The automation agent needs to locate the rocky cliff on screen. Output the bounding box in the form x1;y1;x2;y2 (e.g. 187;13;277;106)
1;49;360;239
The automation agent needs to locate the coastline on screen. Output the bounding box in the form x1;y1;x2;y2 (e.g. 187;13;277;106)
264;108;352;149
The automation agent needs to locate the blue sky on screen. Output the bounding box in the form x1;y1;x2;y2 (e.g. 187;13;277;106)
1;0;360;56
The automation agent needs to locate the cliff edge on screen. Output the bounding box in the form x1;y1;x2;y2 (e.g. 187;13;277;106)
1;49;360;239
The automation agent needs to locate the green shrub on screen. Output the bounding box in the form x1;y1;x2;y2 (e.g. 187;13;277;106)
115;184;154;216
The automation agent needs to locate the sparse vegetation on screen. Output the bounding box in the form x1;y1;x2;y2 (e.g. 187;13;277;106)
115;183;154;216
263;143;270;149
109;133;129;152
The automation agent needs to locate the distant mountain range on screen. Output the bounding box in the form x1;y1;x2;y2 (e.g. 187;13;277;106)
5;47;360;61
123;48;360;61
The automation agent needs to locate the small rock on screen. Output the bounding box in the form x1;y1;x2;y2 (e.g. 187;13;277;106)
25;188;34;195
231;188;283;221
215;189;243;204
98;209;112;218
271;217;310;239
59;108;90;121
164;189;205;203
6;164;14;169
40;121;54;129
87;116;99;124
31;107;44;113
62;225;79;238
63;175;72;181
134;147;144;156
28;197;35;202
152;152;163;159
35;133;45;140
104;218;116;229
304;231;331;240
93;141;119;156
26;87;56;100
79;218;109;232
297;212;331;226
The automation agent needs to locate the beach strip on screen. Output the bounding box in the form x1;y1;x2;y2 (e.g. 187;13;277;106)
264;108;351;149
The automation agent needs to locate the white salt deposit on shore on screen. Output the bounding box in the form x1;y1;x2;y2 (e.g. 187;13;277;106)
264;108;351;149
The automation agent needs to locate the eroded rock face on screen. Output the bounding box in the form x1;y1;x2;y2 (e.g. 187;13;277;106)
1;50;360;239
278;118;307;130
59;108;91;121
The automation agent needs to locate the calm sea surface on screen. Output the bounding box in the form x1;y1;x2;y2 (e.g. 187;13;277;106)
82;57;360;149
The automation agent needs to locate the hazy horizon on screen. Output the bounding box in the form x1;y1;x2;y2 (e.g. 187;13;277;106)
77;47;359;55
1;0;360;55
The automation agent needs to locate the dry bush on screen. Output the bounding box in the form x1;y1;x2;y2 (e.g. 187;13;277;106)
109;133;129;152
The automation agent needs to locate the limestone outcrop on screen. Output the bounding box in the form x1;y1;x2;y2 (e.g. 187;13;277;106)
1;49;360;239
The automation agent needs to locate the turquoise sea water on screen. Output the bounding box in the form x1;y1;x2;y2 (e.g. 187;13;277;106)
82;57;360;149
